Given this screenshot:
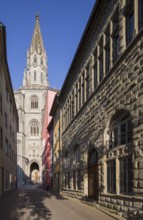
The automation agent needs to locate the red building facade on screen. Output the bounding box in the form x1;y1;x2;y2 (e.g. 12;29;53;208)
42;88;58;190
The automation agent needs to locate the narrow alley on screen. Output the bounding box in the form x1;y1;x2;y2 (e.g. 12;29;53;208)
0;189;120;220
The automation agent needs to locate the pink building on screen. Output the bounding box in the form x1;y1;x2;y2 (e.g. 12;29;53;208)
42;87;59;190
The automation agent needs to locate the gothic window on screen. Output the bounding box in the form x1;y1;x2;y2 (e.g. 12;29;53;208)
31;96;38;109
30;121;39;136
34;71;36;81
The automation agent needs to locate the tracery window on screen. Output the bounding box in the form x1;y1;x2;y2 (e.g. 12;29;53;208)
30;121;39;136
31;96;38;109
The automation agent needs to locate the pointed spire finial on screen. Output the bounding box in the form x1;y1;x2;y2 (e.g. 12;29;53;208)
36;13;39;21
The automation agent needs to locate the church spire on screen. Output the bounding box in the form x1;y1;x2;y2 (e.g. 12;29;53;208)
30;14;44;55
22;14;49;87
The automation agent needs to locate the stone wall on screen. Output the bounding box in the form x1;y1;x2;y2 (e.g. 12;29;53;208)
61;20;143;220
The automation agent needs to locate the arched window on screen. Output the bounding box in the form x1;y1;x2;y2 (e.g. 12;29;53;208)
30;121;39;136
31;96;38;109
108;110;132;149
107;109;132;194
34;71;36;81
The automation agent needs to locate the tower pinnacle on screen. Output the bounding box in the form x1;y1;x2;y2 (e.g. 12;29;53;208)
22;14;49;87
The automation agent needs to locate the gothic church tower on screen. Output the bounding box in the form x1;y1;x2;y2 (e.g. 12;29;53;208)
14;15;49;187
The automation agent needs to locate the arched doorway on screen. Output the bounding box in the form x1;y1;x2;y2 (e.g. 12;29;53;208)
30;162;39;183
88;149;98;201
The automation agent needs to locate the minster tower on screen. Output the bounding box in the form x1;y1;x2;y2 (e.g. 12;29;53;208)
14;15;49;187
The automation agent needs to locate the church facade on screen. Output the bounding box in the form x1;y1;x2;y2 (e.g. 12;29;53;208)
14;15;49;187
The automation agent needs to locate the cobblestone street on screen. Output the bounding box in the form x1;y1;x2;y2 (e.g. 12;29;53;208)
0;189;121;220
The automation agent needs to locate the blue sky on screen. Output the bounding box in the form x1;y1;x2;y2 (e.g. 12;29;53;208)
1;0;95;90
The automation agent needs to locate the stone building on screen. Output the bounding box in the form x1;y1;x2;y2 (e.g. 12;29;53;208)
0;22;18;195
58;0;143;218
14;15;49;187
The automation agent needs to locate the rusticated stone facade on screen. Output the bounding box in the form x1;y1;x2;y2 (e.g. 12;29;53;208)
57;0;143;218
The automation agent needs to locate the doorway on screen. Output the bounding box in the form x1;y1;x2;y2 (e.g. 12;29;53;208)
88;150;98;201
30;162;39;183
